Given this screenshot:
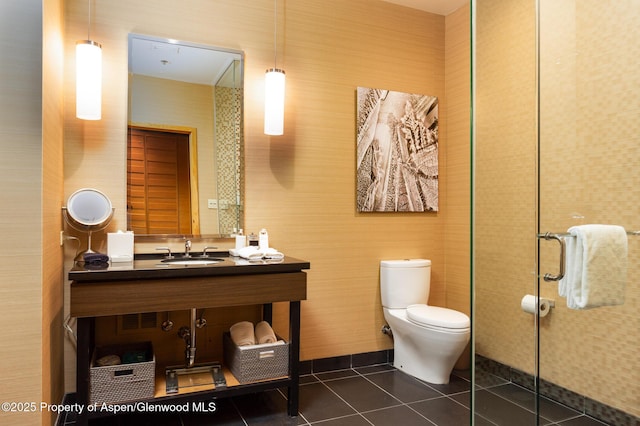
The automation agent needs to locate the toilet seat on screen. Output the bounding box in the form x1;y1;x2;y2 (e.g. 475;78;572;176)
406;304;470;330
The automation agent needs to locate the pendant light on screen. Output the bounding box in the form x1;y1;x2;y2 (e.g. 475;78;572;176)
264;0;285;135
76;0;102;120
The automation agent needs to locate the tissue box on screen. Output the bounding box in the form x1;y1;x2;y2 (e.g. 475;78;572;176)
107;231;134;262
223;332;289;384
90;342;155;405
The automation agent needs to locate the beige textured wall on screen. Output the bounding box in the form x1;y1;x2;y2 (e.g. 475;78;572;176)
1;1;65;425
476;0;639;417
62;0;471;390
42;1;66;425
0;3;43;424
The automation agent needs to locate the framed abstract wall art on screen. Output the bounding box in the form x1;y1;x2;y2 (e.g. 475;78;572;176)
356;87;439;212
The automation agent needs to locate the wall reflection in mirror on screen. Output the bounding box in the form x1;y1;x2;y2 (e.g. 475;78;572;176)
127;34;244;237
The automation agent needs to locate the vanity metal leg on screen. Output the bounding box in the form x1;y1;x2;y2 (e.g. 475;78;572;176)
288;301;301;416
76;317;93;426
262;303;273;324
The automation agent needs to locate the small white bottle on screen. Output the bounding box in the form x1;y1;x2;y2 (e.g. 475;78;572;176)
235;229;246;250
259;228;269;251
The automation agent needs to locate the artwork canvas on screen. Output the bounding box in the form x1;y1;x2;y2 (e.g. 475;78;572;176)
356;87;439;212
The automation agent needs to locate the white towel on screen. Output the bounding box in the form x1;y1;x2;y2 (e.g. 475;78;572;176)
255;321;278;344
230;321;255;346
559;225;627;309
236;246;284;261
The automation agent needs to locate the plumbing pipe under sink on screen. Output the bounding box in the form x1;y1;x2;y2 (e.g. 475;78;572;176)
178;308;198;368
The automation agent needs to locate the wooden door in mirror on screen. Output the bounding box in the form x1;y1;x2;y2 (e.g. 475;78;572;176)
127;127;192;234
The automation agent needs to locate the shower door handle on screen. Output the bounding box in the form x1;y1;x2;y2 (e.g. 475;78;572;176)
538;233;566;282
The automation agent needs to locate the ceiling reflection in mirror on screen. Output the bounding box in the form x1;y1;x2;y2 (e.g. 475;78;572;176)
127;34;244;238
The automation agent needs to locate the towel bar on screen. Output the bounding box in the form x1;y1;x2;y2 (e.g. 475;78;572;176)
537;230;640;238
538;233;566;281
536;227;637;282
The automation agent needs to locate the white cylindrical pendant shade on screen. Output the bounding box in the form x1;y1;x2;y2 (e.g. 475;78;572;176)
76;40;102;120
264;68;285;135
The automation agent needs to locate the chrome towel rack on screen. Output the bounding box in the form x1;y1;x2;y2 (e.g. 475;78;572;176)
537;233;566;281
538;230;640;238
536;229;638;282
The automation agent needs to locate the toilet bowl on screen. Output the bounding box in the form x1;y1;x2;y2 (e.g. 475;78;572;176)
381;259;470;384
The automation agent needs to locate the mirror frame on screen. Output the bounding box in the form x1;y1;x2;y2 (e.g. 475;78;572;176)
127;34;244;240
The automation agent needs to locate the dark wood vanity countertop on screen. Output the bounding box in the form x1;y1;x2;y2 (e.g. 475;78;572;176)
69;255;310;283
69;256;310;317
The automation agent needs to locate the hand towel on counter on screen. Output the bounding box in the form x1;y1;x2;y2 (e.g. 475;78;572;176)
236;246;284;260
255;321;278;344
559;224;627;309
230;321;256;346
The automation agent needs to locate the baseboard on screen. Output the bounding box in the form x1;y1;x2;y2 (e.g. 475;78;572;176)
300;349;393;375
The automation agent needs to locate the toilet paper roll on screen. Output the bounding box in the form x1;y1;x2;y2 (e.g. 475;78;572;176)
521;295;551;317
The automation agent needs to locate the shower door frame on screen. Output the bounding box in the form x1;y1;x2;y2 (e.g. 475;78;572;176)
473;0;640;424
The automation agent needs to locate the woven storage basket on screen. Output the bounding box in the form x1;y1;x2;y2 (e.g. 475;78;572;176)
90;342;155;405
223;332;289;384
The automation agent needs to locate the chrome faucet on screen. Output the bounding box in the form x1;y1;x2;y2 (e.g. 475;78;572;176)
184;239;192;258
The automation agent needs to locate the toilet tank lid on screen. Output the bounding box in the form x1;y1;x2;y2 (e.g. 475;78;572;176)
381;259;431;268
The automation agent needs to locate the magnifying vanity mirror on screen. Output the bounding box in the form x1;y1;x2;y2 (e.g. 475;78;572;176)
63;188;114;260
127;34;244;238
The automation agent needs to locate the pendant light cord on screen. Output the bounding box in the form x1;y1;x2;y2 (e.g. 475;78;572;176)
87;0;92;40
273;0;278;69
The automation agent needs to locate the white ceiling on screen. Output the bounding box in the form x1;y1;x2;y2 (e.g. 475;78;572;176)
129;35;242;87
381;0;468;15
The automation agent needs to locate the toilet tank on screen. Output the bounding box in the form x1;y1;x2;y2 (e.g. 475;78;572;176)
380;259;431;308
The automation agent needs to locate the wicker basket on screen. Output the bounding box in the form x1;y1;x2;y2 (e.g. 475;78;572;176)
90;342;155;405
223;332;289;384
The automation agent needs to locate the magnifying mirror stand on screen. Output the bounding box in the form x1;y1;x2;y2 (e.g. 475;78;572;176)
84;229;97;257
62;207;115;261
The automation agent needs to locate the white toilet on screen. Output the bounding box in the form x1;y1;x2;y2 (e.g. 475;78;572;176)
380;259;470;384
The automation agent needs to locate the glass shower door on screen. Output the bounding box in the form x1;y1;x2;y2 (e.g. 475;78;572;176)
537;0;640;424
473;0;640;424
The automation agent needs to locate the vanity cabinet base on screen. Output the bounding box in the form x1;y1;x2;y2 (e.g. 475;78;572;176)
70;260;308;425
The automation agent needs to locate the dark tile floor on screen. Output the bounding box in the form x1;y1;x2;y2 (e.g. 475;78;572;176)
61;363;613;425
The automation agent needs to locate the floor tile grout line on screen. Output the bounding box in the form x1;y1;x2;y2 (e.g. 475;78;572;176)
357;401;439;426
358;369;454;406
445;393;472;411
274;387;311;425
308;412;373;426
474;411;501;426
314;368;428;426
481;384;541;416
229;396;251;426
352;368;454;426
314;374;396;423
481;381;576;423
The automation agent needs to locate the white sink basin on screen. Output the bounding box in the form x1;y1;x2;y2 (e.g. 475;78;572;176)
160;258;224;266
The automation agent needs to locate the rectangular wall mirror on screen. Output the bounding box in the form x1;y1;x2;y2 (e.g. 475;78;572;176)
127;33;244;237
